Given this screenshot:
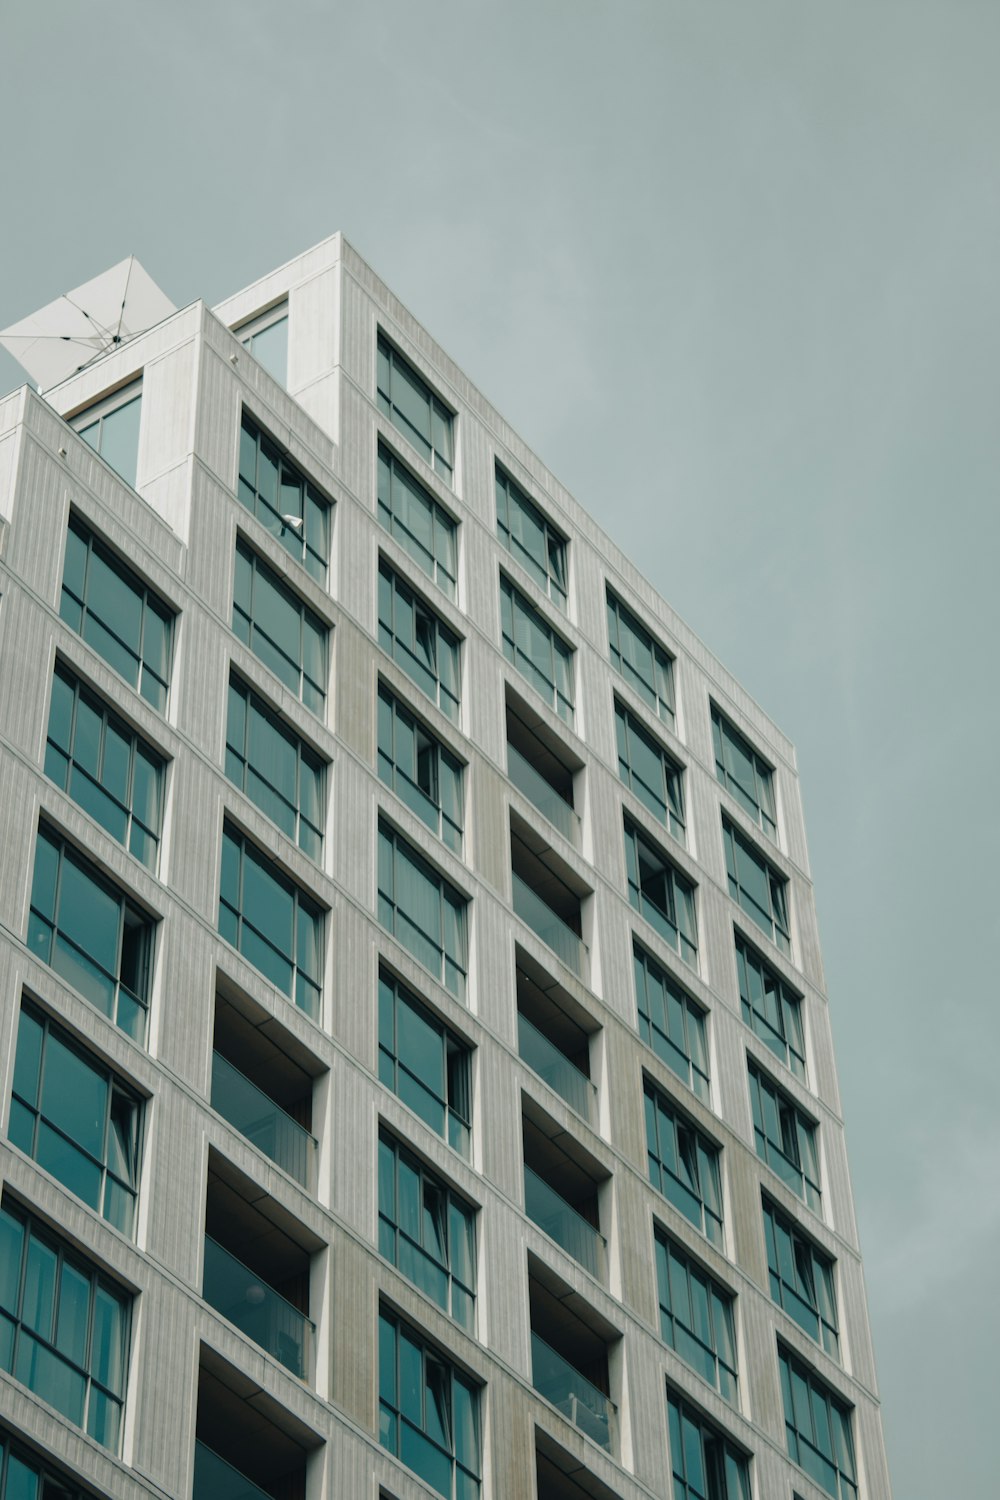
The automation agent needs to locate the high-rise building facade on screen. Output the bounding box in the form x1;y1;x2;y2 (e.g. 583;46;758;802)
0;235;891;1500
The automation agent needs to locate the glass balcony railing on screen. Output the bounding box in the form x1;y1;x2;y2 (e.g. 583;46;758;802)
530;1331;616;1452
523;1164;605;1278
512;873;586;979
202;1235;313;1380
211;1052;316;1190
507;743;579;843
193;1441;275;1500
518;1013;595;1121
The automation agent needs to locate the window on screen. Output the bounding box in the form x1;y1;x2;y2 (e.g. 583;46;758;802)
495;466;567;608
237;306;288;385
0;1202;128;1450
606;590;675;727
500;577;574;724
722;818;790;954
60;515;173;712
667;1390;750;1500
238;411;330;582
379;1131;476;1328
748;1061;820;1210
378;824;468;1000
218;823;323;1018
45;664;164;870
378;968;471;1154
0;1430;97;1500
644;1078;722;1245
27;827;152;1041
225;676;325;860
735;935;805;1078
378;684;463;852
9;1003;141;1235
654;1230;737;1401
379;1310;479;1500
379;559;461;723
73;384;141;489
379;444;457;598
232;540;327;715
615;700;685;842
763;1198;839;1356
633;942;709;1102
779;1346;857;1500
624;817;698;967
377;334;455;483
712;705;776;838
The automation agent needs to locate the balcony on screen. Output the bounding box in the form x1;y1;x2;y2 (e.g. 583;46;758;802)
529;1267;618;1454
522;1106;607;1281
534;1432;624;1500
203;1153;321;1382
510;822;589;981
203;1235;313;1380
212;988;320;1192
506;694;581;847
196;1352;318;1500
524;1166;605;1279
516;953;597;1122
531;1333;616;1452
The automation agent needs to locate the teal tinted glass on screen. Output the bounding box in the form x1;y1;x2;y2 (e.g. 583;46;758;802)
655;1230;737;1401
624;818;698;966
499;576;574;725
748;1061;821;1211
607;590;675;726
633;943;709;1100
378;1131;475;1327
735;935;805;1078
232;542;327;715
225;676;325;858
75;393;141;489
378;444;457;597
723;819;790;953
217;824;323;1017
377;335;455;483
377;684;463;852
378;969;471;1153
60;517;173;711
237;411;330;581
45;665;164;870
615;700;685;842
378;1308;480;1499
495;466;567;607
378;560;461;722
377;824;467;999
643;1078;722;1244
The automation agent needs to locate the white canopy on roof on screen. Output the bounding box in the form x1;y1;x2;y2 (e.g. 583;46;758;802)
0;256;175;391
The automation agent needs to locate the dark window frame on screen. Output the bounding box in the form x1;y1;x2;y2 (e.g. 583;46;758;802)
643;1076;723;1245
378;967;472;1155
495;465;568;608
378;441;458;598
379;558;462;724
225;673;326;860
748;1060;821;1211
615;698;685;843
712;704;777;839
378;1128;477;1328
378;682;464;853
633;941;709;1102
500;575;574;725
238;409;331;582
232;539;328;716
655;1228;738;1402
624;816;698;967
377;333;456;484
377;822;468;1001
606;589;675;727
723;817;790;954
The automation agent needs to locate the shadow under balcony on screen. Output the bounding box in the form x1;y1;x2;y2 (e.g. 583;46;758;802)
510;818;589;982
529;1263;618;1454
195;1348;321;1500
517;949;598;1123
522;1104;607;1280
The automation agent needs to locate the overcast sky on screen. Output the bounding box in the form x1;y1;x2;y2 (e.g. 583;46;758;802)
2;3;998;1495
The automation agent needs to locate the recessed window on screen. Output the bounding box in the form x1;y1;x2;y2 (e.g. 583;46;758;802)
633;941;708;1101
779;1345;857;1500
378;967;471;1155
0;1431;97;1500
73;382;142;490
735;934;805;1079
378;684;463;853
0;1200;129;1451
27;826;153;1041
763;1197;839;1357
748;1060;820;1211
378;1307;480;1500
379;558;461;723
606;589;675;727
500;576;574;724
9;1002;141;1234
232;540;327;716
45;663;165;870
495;466;567;608
722;818;790;953
643;1077;722;1245
667;1389;750;1500
225;675;325;860
655;1229;737;1401
624;816;697;967
218;822;323;1018
615;699;685;843
60;515;173;712
238;411;330;582
377;334;455;483
237;306;288;385
378;1129;476;1328
712;705;776;838
378;443;457;598
377;822;468;1000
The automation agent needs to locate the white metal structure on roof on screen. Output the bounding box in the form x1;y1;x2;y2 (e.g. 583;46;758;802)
0;256;175;390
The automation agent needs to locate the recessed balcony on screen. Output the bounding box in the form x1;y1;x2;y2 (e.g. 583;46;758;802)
510;820;589;981
516;953;597;1122
529;1266;618;1454
522;1106;607;1281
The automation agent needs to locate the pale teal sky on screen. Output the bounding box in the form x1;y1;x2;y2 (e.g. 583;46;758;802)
2;3;998;1494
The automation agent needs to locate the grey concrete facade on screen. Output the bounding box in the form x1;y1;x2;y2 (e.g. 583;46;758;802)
0;234;891;1500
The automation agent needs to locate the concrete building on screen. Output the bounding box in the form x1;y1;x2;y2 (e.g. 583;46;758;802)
0;235;891;1500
